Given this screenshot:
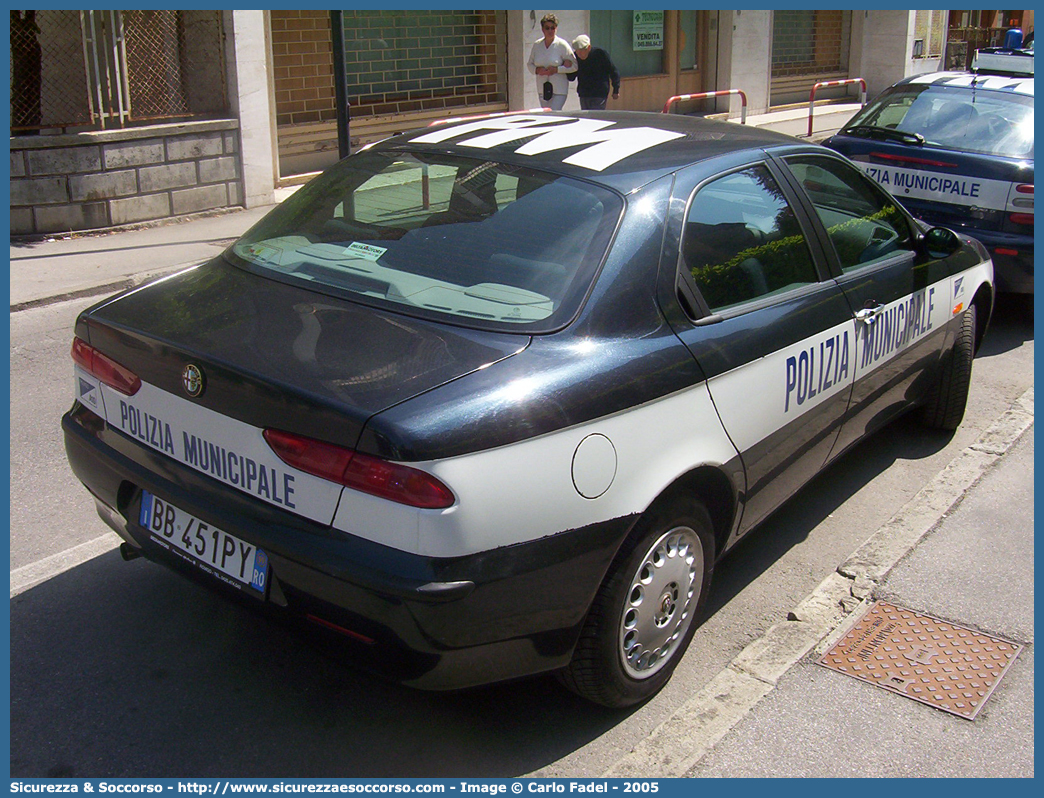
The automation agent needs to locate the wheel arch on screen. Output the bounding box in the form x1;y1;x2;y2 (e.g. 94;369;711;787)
970;283;994;353
643;464;738;563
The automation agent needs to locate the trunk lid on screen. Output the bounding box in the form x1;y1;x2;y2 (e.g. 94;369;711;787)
80;257;529;453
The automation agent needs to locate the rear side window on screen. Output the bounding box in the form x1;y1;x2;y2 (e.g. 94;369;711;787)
229;151;622;332
682;165;818;312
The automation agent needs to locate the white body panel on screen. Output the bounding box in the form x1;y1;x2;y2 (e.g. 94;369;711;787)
908;73;1034;95
75;371;344;524
332;382;739;557
856;162;1017;212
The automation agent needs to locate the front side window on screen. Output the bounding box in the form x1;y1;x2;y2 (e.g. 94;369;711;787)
229;151;622;332
786;156;913;273
843;83;1034;159
682;165;818;312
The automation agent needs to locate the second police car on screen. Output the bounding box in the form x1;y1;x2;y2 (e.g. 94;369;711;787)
63;111;994;707
824;52;1033;294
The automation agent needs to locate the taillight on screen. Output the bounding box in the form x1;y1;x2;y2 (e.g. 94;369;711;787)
262;428;353;483
71;337;141;395
263;429;455;509
1008;213;1034;226
1015;184;1033;195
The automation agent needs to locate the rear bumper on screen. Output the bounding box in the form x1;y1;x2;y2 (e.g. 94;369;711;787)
983;241;1034;294
961;230;1033;294
63;403;633;690
905;206;1033;294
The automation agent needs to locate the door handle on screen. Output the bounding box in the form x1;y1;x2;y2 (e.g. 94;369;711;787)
855;303;884;326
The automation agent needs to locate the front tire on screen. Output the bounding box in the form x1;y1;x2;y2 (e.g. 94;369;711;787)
920;304;976;430
558;495;715;708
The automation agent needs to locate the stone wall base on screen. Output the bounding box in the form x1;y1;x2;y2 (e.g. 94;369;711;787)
10;120;244;236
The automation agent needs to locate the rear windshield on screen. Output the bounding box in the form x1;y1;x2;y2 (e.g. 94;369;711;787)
844;82;1034;159
228;150;623;332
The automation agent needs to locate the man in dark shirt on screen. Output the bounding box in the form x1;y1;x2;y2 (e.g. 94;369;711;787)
568;34;621;110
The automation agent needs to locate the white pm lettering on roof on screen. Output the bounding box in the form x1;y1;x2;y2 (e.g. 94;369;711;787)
911;73;1034;95
412;115;684;171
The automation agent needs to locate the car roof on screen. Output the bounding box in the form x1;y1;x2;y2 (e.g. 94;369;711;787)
896;71;1034;97
372;111;806;193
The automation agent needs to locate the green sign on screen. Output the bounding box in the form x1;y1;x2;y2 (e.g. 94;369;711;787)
633;10;664;51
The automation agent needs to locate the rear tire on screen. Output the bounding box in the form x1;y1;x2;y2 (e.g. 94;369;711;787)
919;304;976;431
558;495;715;708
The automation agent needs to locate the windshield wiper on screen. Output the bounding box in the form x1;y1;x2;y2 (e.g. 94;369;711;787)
843;125;926;146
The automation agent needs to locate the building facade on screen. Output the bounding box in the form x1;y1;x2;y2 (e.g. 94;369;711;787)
11;9;968;236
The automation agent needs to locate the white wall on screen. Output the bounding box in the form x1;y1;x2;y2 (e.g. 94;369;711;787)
854;10;946;99
226;10;276;207
716;10;773;115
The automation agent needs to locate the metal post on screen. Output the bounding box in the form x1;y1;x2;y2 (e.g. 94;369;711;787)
331;11;351;159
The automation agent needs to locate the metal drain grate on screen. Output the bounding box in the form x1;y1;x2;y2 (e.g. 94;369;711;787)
818;601;1023;720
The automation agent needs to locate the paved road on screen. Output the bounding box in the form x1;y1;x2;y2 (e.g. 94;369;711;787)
9;290;1034;777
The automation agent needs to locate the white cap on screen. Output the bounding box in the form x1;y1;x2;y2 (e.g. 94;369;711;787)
572;34;591;50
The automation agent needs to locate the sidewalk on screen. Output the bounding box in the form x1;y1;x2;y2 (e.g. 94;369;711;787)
9;191;301;310
692;428;1034;777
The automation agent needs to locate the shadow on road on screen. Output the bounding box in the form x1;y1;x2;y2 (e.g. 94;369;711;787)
10;553;627;779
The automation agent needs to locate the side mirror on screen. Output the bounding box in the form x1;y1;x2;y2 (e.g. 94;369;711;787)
923;226;961;259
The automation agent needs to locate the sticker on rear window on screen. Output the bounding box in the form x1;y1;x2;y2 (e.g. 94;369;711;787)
345;242;387;262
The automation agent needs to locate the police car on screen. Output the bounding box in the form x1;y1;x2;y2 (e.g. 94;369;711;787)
824;70;1033;293
63;112;994;708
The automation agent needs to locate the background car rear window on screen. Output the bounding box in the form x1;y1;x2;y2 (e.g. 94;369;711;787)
229;151;623;332
682;165;818;312
785;156;914;273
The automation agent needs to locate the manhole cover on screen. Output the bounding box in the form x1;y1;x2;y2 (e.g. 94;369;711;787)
818;601;1023;720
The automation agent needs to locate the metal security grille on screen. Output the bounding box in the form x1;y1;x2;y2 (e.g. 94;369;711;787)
10;9;226;133
770;10;851;106
771;10;851;79
337;10;507;120
10;10;90;130
123;10;189;119
945;25;1006;71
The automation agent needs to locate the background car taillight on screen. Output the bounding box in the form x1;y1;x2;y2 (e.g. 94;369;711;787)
263;428;455;509
1010;183;1033;225
71;337;141;395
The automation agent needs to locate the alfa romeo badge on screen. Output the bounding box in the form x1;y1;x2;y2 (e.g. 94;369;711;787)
182;364;205;398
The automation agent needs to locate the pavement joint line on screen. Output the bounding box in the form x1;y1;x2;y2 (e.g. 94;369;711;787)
10;531;124;598
601;386;1034;779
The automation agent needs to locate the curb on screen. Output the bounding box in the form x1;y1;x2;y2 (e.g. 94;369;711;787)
601;386;1034;778
8;205;249;247
9;268;184;313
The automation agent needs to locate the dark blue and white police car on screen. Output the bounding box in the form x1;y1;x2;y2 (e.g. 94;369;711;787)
824;60;1033;293
64;111;994;707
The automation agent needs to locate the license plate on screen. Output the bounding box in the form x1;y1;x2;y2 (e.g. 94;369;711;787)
139;491;269;599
